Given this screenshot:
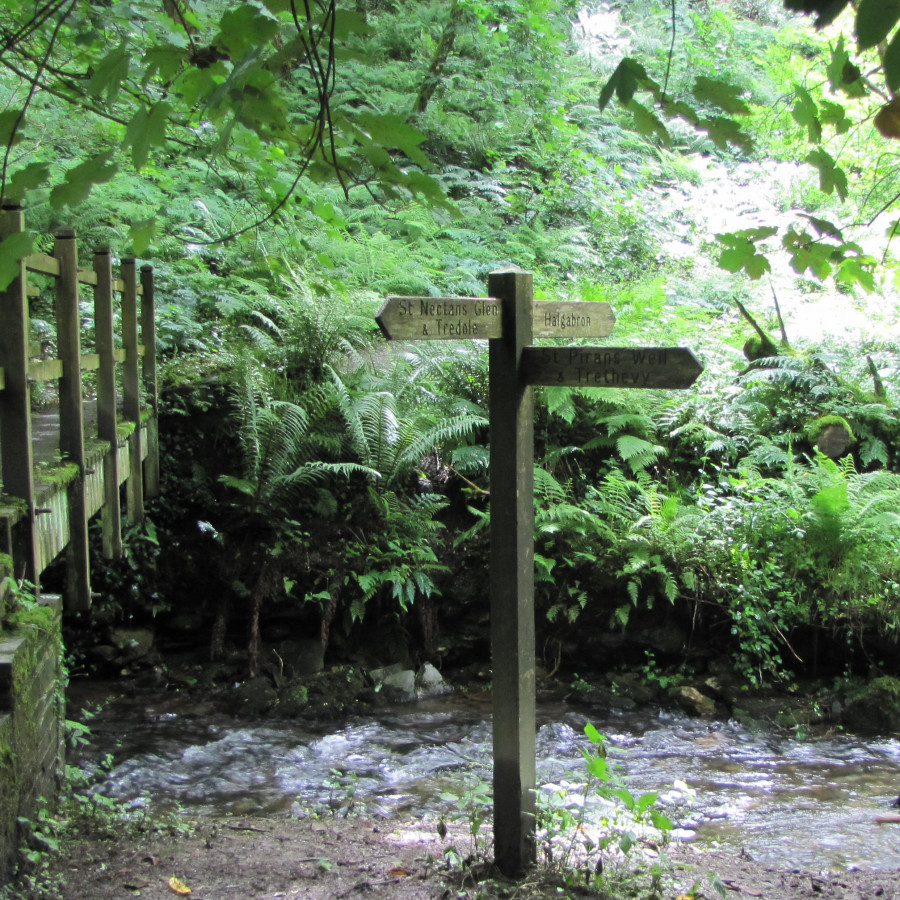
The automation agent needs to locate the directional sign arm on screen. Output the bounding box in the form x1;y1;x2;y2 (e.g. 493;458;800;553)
376;296;615;341
521;346;703;389
531;301;615;339
376;296;501;341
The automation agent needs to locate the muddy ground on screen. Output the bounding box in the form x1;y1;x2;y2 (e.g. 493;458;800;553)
44;810;900;900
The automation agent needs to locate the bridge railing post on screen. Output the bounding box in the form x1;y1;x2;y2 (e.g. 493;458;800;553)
0;204;38;589
93;248;122;559
140;264;159;498
121;259;144;525
52;228;91;611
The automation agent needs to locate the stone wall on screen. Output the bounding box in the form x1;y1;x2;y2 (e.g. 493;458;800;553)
0;595;64;881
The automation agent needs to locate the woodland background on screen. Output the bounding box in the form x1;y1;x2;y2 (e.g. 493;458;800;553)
3;0;900;692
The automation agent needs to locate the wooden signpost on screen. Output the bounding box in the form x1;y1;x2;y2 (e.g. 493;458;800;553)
376;269;702;875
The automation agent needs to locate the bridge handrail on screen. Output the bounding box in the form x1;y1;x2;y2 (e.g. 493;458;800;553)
0;206;159;611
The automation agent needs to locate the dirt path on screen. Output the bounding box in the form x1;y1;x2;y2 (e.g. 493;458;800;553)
45;812;900;900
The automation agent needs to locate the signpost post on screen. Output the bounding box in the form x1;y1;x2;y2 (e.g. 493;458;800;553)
375;269;702;875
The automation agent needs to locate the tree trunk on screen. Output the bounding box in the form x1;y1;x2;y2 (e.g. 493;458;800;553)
320;568;345;652
210;600;228;661
248;559;279;676
413;0;465;115
418;593;440;664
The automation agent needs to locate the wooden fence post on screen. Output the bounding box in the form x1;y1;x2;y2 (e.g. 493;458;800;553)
93;248;122;559
488;267;536;876
52;228;91;610
0;205;38;588
121;258;144;524
140;264;159;498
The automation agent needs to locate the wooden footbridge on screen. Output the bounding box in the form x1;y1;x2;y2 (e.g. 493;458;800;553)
0;206;159;612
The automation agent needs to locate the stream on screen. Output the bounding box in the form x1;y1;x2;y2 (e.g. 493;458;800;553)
69;690;900;874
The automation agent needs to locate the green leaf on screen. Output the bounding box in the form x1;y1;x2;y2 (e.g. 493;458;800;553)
142;45;188;85
124;102;172;170
216;4;279;57
584;722;604;745
129;217;157;255
0;230;33;291
635;791;659;814
543;385;576;423
664;98;700;127
837;257;875;292
627;99;670;145
812;483;850;518
856;0;900;51
332;9;372;40
586;755;609;779
826;37;849;89
7;162;49;203
722;226;778;243
698;116;753;153
354;112;430;167
818;99;850;134
826;36;866;97
798;213;843;239
791;86;821;142
805;148;848;199
716;230;774;280
783;228;833;279
394;169;453;208
88;42;131;103
49;151;118;209
709;872;729;899
783;0;851;29
599;58;649;110
692;76;750;115
0;109;24;147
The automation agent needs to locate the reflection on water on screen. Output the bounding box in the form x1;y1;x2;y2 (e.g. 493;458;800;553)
71;692;900;872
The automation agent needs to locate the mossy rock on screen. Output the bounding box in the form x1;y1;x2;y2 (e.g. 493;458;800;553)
806;415;855;459
842;676;900;734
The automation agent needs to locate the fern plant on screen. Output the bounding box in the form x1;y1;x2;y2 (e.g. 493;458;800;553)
329;364;487;491
215;362;379;671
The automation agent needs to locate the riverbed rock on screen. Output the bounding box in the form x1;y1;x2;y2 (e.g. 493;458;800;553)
109;627;154;663
369;664;417;701
842;676;900;734
416;662;449;698
673;685;717;718
383;668;417;700
234;676;278;714
276;639;325;677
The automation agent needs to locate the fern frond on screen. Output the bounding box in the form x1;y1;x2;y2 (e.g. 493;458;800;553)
534;468;568;504
451;444;490;475
395;413;488;473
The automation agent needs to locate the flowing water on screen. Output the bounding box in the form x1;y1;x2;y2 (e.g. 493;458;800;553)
70;689;900;874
